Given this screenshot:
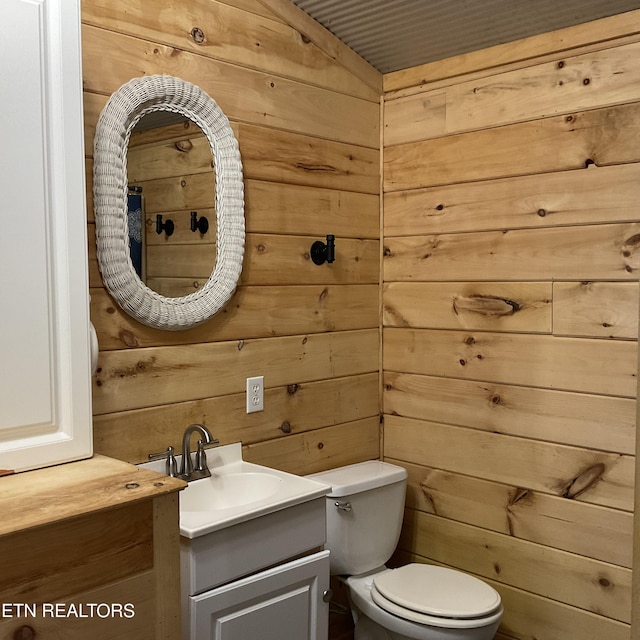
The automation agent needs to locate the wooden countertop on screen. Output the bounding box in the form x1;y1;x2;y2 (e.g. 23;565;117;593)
0;454;185;536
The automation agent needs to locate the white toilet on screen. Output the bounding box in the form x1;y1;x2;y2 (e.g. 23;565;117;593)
308;460;503;640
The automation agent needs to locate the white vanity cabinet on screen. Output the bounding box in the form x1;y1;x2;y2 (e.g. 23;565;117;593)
192;551;330;640
181;496;330;640
0;0;92;472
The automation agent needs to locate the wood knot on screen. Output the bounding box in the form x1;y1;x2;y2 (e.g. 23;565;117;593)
13;626;36;640
383;246;392;257
119;329;140;348
175;140;193;153
287;383;299;395
125;483;140;490
190;27;205;43
317;442;324;450
464;336;476;345
562;463;605;499
491;394;501;405
453;295;521;317
598;577;612;589
280;421;291;434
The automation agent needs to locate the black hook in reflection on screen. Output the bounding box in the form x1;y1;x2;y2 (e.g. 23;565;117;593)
190;211;209;234
156;214;174;237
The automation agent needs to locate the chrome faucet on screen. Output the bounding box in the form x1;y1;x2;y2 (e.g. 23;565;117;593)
179;423;219;481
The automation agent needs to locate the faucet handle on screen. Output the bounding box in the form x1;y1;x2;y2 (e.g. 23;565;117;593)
194;438;220;472
149;446;178;478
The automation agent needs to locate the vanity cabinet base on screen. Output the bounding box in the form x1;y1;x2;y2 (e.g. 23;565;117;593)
189;550;329;640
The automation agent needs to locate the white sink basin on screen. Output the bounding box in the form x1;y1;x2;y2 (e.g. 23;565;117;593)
139;442;329;539
181;471;283;511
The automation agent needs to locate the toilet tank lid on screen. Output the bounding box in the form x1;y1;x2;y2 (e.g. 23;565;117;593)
307;460;407;497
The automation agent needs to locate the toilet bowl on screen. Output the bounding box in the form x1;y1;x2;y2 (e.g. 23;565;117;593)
307;461;503;640
347;566;502;640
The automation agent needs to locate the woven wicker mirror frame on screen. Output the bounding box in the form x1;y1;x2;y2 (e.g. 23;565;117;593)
93;75;245;330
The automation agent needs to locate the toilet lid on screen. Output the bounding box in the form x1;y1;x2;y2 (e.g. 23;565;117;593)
372;565;501;620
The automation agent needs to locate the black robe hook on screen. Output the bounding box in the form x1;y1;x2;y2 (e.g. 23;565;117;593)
311;234;335;265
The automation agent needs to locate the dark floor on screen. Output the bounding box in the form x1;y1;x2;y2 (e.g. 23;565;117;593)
328;577;354;640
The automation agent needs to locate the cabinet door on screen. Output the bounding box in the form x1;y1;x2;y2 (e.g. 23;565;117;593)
190;551;330;640
0;0;92;472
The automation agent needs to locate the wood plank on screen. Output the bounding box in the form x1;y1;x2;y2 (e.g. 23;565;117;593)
383;163;640;236
136;172;215;213
81;0;380;102
0;571;156;640
91;284;378;350
554;281;639;339
236;122;380;194
383;328;638;398
217;0;285;22
128;132;213;184
146;244;215;280
153;494;181;640
383;223;640;282
0;455;183;535
245;180;379;238
94;373;379;463
254;0;382;95
383;9;640;93
389;460;632;568
383;372;636;455
448;40;640;136
395;551;631;640
81;24;379;149
93;329;379;414
399;509;631;622
383;282;552;333
242;234;379;285
0;502;153;603
384;414;634;512
386;40;640;144
243;416;380;474
383;90;446;147
384;102;640;191
492;578;631;640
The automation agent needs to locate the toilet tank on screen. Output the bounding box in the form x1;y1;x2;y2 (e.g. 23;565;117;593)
308;461;407;576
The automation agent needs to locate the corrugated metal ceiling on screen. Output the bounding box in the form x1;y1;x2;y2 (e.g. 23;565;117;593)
291;0;640;74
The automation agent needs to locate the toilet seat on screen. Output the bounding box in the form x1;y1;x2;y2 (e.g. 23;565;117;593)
372;564;501;622
347;570;503;639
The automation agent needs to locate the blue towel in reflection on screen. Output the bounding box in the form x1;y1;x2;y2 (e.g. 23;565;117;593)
127;189;143;278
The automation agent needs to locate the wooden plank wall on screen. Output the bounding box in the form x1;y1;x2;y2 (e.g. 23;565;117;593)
382;13;640;640
82;0;382;475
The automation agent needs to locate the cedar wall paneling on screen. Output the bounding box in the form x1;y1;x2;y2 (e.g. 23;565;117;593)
382;21;640;640
82;0;381;475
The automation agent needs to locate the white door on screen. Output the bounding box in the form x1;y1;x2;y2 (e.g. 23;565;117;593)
190;551;330;640
0;0;92;473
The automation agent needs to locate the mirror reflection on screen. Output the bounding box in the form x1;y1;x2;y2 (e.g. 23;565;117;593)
126;112;217;298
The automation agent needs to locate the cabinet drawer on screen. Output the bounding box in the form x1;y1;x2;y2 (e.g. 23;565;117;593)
188;550;330;640
181;496;326;594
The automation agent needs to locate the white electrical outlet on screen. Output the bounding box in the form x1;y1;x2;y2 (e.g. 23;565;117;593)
246;376;264;413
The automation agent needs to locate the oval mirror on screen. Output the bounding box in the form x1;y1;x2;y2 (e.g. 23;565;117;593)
93;75;244;330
